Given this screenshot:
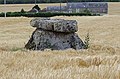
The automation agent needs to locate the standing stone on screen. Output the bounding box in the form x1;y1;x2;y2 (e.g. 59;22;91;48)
25;18;85;50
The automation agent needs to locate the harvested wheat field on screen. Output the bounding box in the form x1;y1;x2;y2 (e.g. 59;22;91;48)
0;3;66;12
0;2;120;79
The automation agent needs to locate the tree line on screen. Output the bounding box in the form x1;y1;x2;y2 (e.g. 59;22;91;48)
0;0;120;4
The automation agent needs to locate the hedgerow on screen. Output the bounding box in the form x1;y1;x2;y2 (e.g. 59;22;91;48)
0;12;100;17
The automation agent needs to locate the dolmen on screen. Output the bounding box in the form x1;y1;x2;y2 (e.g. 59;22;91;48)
25;18;85;50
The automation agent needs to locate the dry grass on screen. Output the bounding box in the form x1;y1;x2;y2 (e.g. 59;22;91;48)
0;50;120;79
0;2;120;79
0;2;120;15
108;2;120;15
0;3;66;12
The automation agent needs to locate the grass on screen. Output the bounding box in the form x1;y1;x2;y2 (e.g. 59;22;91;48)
0;2;120;79
0;3;66;12
0;3;120;15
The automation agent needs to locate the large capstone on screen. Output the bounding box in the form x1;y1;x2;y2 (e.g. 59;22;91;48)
25;18;85;50
30;18;78;33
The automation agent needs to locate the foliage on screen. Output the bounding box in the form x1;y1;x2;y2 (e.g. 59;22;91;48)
84;32;90;49
20;8;25;13
84;9;91;14
0;12;4;17
0;12;100;17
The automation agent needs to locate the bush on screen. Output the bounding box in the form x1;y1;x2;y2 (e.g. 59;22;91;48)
84;9;91;15
0;12;4;17
0;12;100;17
20;8;25;13
84;32;90;49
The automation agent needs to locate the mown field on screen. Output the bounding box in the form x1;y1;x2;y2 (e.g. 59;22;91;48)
0;3;120;79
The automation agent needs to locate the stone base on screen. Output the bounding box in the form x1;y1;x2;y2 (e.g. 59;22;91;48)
25;29;85;50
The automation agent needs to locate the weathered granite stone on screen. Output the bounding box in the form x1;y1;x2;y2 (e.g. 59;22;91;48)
25;18;85;50
25;29;85;50
30;18;78;33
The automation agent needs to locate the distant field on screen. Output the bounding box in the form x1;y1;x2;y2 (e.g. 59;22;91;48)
0;3;65;12
108;2;120;15
0;2;120;15
0;2;120;79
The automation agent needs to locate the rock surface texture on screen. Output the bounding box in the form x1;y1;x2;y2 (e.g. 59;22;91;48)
25;18;85;50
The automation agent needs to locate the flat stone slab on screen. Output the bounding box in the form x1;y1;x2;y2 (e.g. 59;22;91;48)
30;18;78;33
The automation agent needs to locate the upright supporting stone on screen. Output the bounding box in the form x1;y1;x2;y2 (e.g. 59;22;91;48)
25;18;85;50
